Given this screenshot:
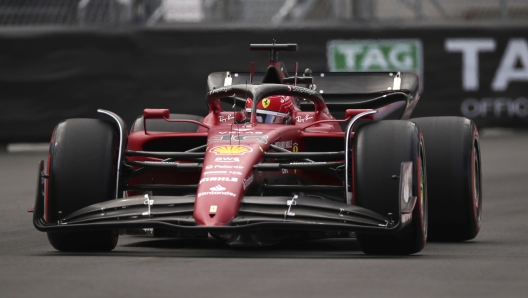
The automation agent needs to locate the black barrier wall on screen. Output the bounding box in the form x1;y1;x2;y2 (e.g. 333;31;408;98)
1;26;527;142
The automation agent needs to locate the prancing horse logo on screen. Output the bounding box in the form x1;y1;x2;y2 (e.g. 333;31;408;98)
262;98;271;108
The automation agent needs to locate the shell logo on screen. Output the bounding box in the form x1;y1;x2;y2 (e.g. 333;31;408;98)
210;145;253;155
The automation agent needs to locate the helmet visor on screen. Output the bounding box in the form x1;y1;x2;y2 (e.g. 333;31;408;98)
246;109;289;124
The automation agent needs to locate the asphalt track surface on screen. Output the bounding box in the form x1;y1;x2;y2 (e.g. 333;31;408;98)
1;132;527;298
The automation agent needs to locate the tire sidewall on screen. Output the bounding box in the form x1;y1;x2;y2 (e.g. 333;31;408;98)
354;120;427;254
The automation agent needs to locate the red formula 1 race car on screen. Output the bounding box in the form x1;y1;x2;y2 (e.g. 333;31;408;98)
32;43;482;255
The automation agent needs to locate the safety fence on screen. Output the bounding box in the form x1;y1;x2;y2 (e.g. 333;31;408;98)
0;0;527;26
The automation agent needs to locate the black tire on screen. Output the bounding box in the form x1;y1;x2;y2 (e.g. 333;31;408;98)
354;120;427;255
47;230;119;252
131;114;204;132
47;119;119;251
411;117;482;241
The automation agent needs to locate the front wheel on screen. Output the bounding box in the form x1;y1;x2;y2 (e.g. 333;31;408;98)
354;120;427;255
46;119;119;251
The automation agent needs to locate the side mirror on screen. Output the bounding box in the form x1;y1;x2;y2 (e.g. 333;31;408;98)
143;109;170;134
143;109;170;120
345;109;376;120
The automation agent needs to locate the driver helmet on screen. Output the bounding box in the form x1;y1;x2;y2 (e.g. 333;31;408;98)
245;95;294;124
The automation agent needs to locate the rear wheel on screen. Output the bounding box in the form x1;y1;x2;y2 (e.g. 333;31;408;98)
412;117;482;241
47;119;119;251
354;120;427;255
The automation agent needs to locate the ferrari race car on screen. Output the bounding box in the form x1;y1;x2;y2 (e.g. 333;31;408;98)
32;43;482;255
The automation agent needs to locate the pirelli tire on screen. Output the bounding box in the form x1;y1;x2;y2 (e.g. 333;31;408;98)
354;120;428;255
411;117;482;241
46;119;119;252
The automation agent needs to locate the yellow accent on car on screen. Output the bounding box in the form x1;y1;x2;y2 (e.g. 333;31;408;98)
211;145;252;155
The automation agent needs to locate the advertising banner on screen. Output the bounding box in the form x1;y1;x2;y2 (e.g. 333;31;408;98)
327;39;423;91
326;35;528;128
443;37;528;123
0;26;527;142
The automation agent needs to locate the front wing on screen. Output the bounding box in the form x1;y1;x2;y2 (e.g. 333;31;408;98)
33;161;416;234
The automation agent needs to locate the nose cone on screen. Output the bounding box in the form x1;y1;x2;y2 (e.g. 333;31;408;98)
194;182;244;226
195;125;280;226
193;144;260;226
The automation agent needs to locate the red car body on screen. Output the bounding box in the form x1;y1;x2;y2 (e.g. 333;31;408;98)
33;43;428;250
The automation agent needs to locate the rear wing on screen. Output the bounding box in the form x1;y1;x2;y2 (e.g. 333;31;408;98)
207;71;420;119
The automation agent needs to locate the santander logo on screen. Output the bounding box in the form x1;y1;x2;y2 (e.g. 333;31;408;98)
210;185;226;191
197;184;236;198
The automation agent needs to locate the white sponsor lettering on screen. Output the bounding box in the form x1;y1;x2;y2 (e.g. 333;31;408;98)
295;115;313;123
203;171;242;176
218;114;234;122
207;164;244;169
209;87;231;94
389;44;415;69
287;85;317;96
446;38;528;92
328;40;423;91
200;177;238;184
215;157;240;162
461;97;528;118
204;171;227;175
210;185;225;191
445;39;496;91
492;39;528;91
362;46;389;69
198;184;236;197
335;42;418;70
337;45;362;69
197;191;236;198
